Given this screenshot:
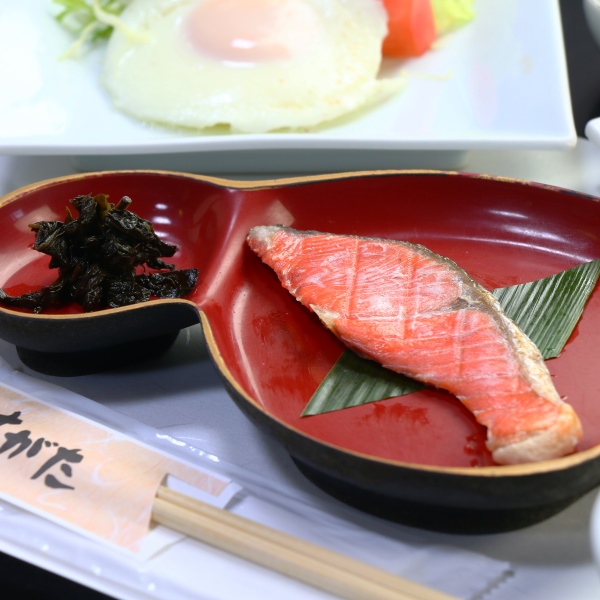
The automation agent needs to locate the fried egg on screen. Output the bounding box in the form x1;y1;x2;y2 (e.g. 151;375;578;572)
101;0;402;133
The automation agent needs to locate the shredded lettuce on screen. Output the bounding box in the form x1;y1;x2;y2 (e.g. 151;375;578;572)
52;0;131;56
430;0;475;35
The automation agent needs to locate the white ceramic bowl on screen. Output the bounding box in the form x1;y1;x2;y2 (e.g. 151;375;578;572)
590;491;600;569
584;0;600;49
583;0;600;145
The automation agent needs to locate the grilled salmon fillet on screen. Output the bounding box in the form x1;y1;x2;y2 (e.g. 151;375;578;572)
247;225;583;465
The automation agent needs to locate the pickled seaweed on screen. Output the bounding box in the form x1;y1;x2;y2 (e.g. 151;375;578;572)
0;193;198;313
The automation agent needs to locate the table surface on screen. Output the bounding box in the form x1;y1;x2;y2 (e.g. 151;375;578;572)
2;0;600;598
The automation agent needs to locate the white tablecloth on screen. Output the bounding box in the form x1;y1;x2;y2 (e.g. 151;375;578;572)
1;141;600;599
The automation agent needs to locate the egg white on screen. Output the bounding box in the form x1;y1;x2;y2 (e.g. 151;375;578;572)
101;0;402;133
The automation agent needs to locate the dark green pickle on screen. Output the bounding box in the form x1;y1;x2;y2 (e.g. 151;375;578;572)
0;194;198;313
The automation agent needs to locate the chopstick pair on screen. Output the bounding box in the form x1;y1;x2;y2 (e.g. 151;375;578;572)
152;485;458;600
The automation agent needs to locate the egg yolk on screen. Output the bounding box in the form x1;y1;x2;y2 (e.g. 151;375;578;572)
185;0;322;64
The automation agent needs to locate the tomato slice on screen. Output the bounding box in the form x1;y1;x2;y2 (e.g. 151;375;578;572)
382;0;437;57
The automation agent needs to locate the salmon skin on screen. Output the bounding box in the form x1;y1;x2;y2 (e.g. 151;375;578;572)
247;225;583;465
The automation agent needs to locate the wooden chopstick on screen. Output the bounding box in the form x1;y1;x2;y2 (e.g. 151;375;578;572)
152;485;458;600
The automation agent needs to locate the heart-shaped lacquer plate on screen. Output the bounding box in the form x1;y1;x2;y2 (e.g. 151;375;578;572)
2;170;600;532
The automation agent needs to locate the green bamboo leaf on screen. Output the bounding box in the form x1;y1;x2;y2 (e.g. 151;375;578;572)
301;350;424;416
303;260;600;417
492;260;600;359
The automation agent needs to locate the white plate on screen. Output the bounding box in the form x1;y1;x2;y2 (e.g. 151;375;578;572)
0;0;576;173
